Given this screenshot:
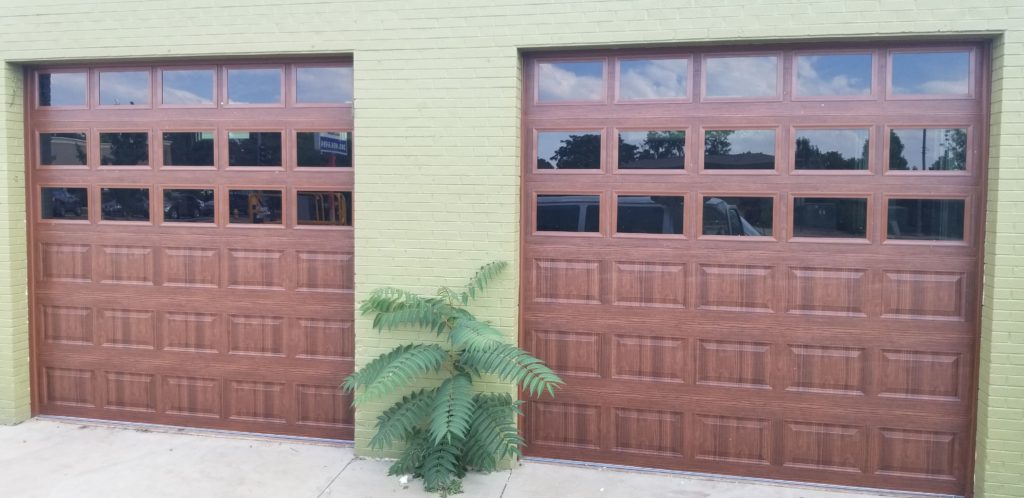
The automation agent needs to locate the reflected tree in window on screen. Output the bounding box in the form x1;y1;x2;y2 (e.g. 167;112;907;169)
618;131;685;169
932;129;967;171
794;136;867;170
101;133;149;166
704;130;734;156
888;128;966;171
888;132;909;170
538;133;601;169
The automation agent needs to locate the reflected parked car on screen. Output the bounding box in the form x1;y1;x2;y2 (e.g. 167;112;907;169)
703;197;763;236
164;192;213;220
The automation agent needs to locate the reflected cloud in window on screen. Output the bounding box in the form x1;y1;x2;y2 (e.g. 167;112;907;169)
227;68;282;104
99;71;150;106
162;69;214;105
892;51;970;96
38;72;87;107
537;131;601;169
795;54;872;97
537;61;604;102
705;56;778;98
619;58;687;100
296;67;353;104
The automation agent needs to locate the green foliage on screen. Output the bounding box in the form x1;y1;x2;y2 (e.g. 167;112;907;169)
344;261;563;496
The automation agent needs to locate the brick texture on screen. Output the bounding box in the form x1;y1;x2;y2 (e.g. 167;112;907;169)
0;1;1021;496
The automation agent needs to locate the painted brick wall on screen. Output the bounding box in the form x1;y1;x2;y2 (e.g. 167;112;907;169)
0;1;1021;496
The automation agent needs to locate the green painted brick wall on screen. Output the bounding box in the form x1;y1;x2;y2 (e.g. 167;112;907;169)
0;1;1021;496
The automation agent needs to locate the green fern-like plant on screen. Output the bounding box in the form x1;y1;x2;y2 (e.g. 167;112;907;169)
344;261;563;496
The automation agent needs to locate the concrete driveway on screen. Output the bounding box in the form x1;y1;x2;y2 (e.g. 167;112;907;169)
0;418;928;498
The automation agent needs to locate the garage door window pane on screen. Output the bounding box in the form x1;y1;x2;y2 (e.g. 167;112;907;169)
297;132;352;167
162;69;214;105
892;51;970;96
794;129;869;170
296;67;353;104
38;72;87;107
704;130;775;170
163;189;214;223
228;132;282;167
618;58;688;100
705;55;778;98
793;197;867;238
538;131;601;170
99;71;150;106
227;68;282;104
795;54;873;97
887;199;964;241
229;190;282;225
39;132;87;166
537;195;599;232
101;188;150;222
297;191;352;226
617;195;684;235
100;132;149;166
41;187;88;220
537;61;604;102
163;132;215;166
703;196;773;236
618;131;685;170
888;128;967;171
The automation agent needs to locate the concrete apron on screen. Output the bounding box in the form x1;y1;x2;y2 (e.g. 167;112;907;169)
0;418;948;498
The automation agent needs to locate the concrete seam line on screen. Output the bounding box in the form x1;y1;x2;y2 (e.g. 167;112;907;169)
498;468;513;498
316;456;358;498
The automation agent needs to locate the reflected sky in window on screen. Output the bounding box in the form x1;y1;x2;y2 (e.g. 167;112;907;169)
618;58;688;100
889;128;967;171
707;129;775;154
99;71;150;106
537;61;604;102
537;131;601;169
39;72;87;106
705;56;777;98
228;68;282;104
297;67;353;104
892;51;970;95
162;69;214;105
795;54;872;97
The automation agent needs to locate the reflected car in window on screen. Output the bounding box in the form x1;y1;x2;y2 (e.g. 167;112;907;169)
536;194;600;232
703;197;770;236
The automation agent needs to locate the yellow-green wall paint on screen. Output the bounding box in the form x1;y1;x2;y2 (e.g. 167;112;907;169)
0;1;1021;496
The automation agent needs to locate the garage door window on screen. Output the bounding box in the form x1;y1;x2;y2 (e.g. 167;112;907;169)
297;131;352;167
297;191;352;226
40;187;88;220
162;132;215;167
888;128;967;171
39;132;87;166
100;132;149;166
792;197;868;238
537;194;600;232
891;50;971;97
537;60;605;103
886;198;965;241
537;131;602;170
617;57;689;101
617;130;685;170
98;70;150;107
703;129;776;170
793;128;869;171
616;195;684;235
228;132;282;167
228;189;282;225
704;54;779;99
38;71;87;107
227;67;283;105
161;69;215;106
101;187;150;222
295;66;354;104
163;188;214;223
702;196;773;236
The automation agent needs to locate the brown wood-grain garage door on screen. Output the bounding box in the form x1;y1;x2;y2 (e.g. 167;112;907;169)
522;42;987;495
27;60;355;439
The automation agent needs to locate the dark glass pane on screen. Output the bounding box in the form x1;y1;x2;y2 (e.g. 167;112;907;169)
537;131;600;170
887;199;964;241
227;68;282;104
793;197;867;238
889;128;967;171
228;190;282;225
297;191;352;226
162;69;214;105
892;51;970;96
794;129;869;170
618;59;688;100
704;130;775;170
100;132;149;166
163;189;214;223
163;132;215;166
99;71;150;106
537;61;604;102
101;188;150;221
39;132;87;166
537;195;599;232
617;195;684;235
705;56;778;98
228;132;282;167
296;67;353;104
703;196;773;236
38;72;86;107
795;54;872;97
297;132;352;167
618;131;684;170
41;187;87;220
